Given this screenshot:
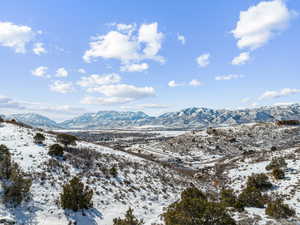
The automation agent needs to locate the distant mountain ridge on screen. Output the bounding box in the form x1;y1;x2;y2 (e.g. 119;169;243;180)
2;104;300;129
4;113;61;129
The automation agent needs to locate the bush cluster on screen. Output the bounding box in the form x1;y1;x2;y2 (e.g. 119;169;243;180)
220;189;243;211
34;133;46;144
60;176;93;211
0;144;32;205
48;144;64;157
246;173;272;191
272;167;285;180
110;166;118;177
266;157;287;171
113;208;144;225
276;120;300;126
162;187;236;225
265;199;295;219
3;163;32;205
237;186;264;208
56;133;77;147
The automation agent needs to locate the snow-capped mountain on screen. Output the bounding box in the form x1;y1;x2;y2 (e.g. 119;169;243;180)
60;104;300;129
60;111;154;129
3;104;300;129
5;113;61;129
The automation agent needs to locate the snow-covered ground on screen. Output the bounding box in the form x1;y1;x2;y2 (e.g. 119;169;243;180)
1;121;300;224
0;122;191;225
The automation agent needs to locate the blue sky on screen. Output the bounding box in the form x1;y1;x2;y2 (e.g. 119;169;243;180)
0;0;299;121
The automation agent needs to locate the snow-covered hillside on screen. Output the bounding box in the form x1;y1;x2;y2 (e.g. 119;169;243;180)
1;120;300;224
0;122;191;225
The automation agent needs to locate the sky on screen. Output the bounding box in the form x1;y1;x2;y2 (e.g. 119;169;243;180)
0;0;300;121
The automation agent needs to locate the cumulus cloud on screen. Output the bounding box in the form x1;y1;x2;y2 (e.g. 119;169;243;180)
81;96;132;105
259;88;300;100
83;22;164;71
215;74;244;81
77;73;121;87
31;66;48;78
189;79;203;87
81;83;155;105
33;42;46;55
177;34;186;45
55;67;68;78
196;53;210;68
0;21;36;53
120;63;149;72
50;81;74;94
232;0;296;50
87;84;155;99
232;52;250;65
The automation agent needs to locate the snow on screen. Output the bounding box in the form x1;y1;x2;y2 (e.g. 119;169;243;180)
0;122;190;225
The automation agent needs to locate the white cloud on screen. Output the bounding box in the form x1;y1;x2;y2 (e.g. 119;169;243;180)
136;103;170;109
33;42;46;55
0;21;36;53
232;0;295;50
232;52;250;65
215;74;244;81
189;79;203;87
0;95;85;120
77;73;121;87
273;102;295;106
78;68;86;74
0;95;25;109
259;88;300;100
50;81;74;94
55;67;68;78
87;84;155;99
81;96;132;105
120;63;149;72
121;103;171;110
31;66;48;78
83;30;139;63
115;23;135;34
83;22;164;68
138;23;164;62
168;80;184;88
196;53;210;68
177;34;186;45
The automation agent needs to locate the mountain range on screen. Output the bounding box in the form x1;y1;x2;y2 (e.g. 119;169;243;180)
2;104;300;130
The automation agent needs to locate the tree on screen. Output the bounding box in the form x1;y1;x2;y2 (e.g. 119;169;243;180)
56;133;77;147
60;176;93;211
0;144;12;179
48;144;64;157
162;187;236;225
113;208;144;225
4;163;32;205
34;133;46;144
